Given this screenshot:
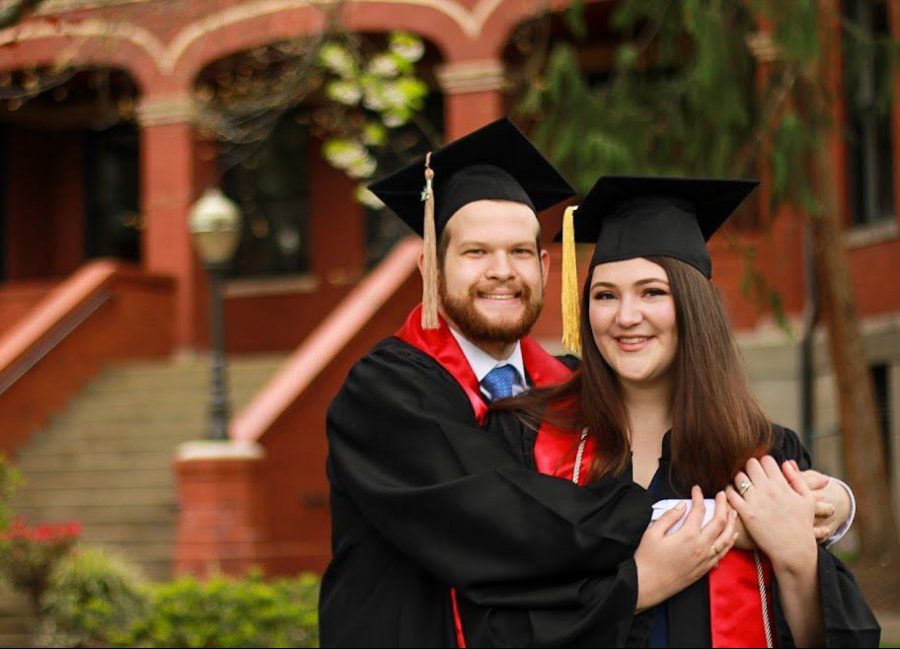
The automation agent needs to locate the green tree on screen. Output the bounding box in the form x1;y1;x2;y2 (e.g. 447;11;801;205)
521;0;899;564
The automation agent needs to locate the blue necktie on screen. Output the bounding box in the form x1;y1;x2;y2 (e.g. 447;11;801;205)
481;365;518;403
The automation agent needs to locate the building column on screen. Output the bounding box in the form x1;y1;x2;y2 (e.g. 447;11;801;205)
436;59;506;141
137;94;216;350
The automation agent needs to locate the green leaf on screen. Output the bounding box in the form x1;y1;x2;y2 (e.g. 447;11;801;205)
564;0;588;41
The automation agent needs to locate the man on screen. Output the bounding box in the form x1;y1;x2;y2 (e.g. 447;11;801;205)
318;119;856;648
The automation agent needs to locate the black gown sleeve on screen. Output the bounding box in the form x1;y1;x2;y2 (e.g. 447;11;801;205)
459;559;641;647
770;426;881;647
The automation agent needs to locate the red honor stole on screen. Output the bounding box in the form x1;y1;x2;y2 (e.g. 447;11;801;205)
396;305;574;648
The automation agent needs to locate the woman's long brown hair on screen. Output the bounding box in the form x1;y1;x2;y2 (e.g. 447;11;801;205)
499;256;773;493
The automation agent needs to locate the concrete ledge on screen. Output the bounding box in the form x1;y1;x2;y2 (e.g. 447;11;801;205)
175;440;264;462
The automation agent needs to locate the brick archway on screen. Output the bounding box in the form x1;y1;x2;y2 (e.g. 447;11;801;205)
0;23;165;93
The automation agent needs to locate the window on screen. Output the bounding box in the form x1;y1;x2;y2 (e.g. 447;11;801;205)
222;115;311;277
843;0;896;226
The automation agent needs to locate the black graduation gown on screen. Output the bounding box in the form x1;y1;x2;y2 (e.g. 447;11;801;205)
625;427;881;648
319;337;655;648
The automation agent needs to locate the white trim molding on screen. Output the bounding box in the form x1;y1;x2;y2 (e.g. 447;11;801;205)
136;94;196;126
436;58;506;95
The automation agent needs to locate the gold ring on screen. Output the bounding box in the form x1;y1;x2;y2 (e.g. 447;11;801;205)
711;542;719;556
738;479;753;497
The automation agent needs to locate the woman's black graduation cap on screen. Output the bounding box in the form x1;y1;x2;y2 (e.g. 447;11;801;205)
558;175;759;353
368;117;575;328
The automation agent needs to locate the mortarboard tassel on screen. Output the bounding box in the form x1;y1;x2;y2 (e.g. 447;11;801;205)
561;205;581;355
421;152;439;329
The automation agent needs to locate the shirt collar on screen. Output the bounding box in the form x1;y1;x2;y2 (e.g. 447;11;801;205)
448;327;526;386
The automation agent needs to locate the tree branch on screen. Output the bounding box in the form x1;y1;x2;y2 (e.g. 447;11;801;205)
0;0;48;31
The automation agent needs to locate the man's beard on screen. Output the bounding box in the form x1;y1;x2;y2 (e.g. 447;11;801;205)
439;276;543;347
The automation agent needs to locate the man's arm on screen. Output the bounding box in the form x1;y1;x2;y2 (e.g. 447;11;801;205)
327;343;654;590
793;464;855;546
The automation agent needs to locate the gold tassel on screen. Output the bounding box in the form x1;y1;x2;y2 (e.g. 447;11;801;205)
561;205;581;355
421;152;439;329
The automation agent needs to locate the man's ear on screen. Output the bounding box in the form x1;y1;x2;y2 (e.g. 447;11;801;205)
540;248;551;289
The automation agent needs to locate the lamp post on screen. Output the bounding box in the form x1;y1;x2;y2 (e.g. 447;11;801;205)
189;188;243;441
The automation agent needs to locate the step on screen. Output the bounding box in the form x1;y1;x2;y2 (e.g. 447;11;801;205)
84;540;175;561
93;365;283;388
14;468;174;491
21;434;201;458
78;522;177;545
14;503;177;526
0;618;33;635
21;435;207;457
15;450;178;472
23;423;208;441
0;633;33;648
55;386;265;415
16;484;178;508
0;592;30;617
55;388;266;411
105;355;284;372
129;558;171;583
38;412;209;431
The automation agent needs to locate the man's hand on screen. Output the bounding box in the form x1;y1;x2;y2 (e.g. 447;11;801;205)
792;461;852;543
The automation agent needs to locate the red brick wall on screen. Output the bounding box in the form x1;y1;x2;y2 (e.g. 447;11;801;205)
849;237;900;317
225;286;353;354
0;267;175;457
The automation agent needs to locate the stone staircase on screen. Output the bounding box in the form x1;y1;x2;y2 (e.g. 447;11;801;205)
0;586;34;648
9;354;285;582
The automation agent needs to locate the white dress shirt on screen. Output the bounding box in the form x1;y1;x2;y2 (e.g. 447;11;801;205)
448;327;527;399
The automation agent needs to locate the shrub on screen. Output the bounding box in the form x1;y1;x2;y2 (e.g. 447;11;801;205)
0;518;81;610
37;546;150;648
122;570;320;648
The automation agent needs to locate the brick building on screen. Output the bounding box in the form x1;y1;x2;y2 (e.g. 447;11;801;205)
0;0;897;578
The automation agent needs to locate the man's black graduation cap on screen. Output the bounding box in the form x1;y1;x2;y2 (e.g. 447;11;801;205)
557;175;759;353
368;117;575;328
369;117;575;236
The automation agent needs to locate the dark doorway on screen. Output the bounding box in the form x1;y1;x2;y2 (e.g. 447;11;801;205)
84;123;141;263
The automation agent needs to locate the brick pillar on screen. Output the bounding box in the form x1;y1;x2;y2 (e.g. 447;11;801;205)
309;136;366;284
436;59;506;141
138;94;211;350
173;441;269;577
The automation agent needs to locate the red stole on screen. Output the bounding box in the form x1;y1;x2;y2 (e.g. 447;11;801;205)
396;305;574;648
709;550;776;647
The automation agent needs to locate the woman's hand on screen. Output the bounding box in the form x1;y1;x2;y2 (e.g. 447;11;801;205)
726;457;818;576
635;487;738;611
728;457;825;647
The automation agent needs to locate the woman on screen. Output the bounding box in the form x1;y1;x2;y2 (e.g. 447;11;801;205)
501;175;879;647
